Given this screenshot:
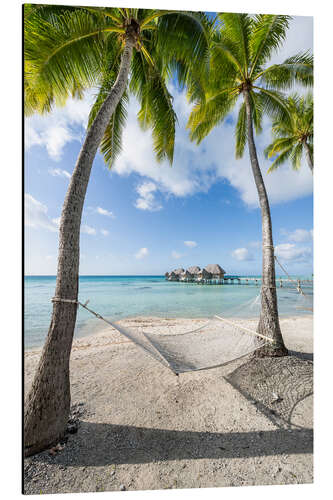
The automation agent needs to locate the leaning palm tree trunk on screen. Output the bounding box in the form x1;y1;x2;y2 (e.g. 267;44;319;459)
24;36;134;457
243;89;288;356
303;141;313;173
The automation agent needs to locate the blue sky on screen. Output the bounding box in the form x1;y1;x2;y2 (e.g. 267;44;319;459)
24;13;313;276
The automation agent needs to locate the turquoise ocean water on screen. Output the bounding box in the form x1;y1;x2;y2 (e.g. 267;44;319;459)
24;275;313;349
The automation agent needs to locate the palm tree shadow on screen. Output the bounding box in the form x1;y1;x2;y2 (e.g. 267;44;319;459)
30;356;313;468
288;350;313;362
32;423;313;468
224;355;313;430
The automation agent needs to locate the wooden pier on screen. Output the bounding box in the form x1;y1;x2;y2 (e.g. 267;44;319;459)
169;276;313;287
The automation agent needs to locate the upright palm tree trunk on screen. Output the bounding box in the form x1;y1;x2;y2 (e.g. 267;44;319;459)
304;141;313;173
243;89;288;357
24;36;134;457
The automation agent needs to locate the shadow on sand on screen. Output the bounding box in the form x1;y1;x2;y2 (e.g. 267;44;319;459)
30;357;313;468
33;422;313;467
225;355;313;429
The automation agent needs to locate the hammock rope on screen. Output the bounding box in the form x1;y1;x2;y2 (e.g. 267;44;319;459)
52;295;274;375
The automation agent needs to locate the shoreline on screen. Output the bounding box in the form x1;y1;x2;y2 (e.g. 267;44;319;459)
24;313;313;354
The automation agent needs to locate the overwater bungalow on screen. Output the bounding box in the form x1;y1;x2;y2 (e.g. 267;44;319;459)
180;270;193;282
168;271;177;281
204;264;226;283
173;268;185;277
165;264;227;284
187;266;201;277
197;268;213;283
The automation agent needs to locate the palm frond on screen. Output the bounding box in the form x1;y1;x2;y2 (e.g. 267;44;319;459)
258;52;313;90
250;15;291;76
255;88;290;123
265;136;297;158
25;9;120;113
235;102;247;158
249;90;263;134
155;11;212;87
188;91;237;144
87;59;128;168
130;49;177;163
217;13;252;76
307;142;314;165
290;142;304;170
267;146;293;172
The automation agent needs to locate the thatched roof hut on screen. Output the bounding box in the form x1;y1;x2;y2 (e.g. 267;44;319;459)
204;264;226;278
187;265;201;275
168;271;177;281
173;268;185;275
198;268;213;280
180;270;193;281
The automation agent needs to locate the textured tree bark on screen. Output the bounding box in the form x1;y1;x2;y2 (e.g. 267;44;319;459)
304;140;313;173
243;89;288;357
24;37;134;457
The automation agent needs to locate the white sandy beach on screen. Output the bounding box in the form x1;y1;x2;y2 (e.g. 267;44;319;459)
24;315;313;494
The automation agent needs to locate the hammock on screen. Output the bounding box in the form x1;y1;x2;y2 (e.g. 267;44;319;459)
70;300;273;375
53;262;312;376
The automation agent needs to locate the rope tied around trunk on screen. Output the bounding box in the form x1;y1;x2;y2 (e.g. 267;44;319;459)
52;297;78;304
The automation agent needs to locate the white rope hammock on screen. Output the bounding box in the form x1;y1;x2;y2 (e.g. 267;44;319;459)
52;296;274;375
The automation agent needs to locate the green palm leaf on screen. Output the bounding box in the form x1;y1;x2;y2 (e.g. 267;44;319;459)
235;102;247;158
188;91;237;144
290;142;304;170
259;52;313;89
267;146;294;172
265;92;313;172
250;15;291;77
217;13;252;77
25;10;119;105
256;88;290;123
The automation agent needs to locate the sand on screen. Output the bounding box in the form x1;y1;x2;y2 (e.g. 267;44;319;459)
24;315;313;494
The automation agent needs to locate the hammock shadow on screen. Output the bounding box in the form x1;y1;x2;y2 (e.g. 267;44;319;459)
225;355;313;430
33;423;313;467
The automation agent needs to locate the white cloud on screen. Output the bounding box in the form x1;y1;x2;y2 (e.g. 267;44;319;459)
275;243;312;262
171;251;183;259
111;88;313;210
281;228;313;242
48;168;71;179
101;229;109;236
25;92;95;160
184;240;197;248
25;194;58;232
96;206;115;218
44;126;74;160
231;247;254;261
25;200;97;237
134;182;162;211
81;224;96;235
135;247;149;259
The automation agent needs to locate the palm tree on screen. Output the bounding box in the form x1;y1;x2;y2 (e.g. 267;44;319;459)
265;93;313;173
24;5;210;456
187;13;313;354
